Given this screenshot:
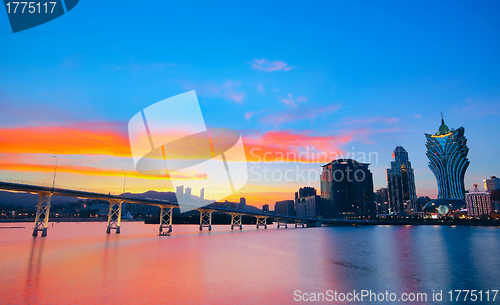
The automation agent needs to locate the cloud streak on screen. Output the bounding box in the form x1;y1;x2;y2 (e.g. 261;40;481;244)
250;58;291;72
259;104;341;126
0;162;207;180
181;80;245;103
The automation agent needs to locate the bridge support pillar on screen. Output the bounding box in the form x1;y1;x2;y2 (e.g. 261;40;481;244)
32;193;52;237
199;209;212;231
295;220;305;228
256;216;267;229
159;206;173;236
277;219;288;229
106;200;123;234
230;213;243;230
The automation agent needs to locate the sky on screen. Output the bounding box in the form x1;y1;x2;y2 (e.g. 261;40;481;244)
1;0;499;207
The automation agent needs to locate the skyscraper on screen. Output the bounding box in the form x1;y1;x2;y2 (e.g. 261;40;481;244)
175;185;184;203
386;146;417;214
320;159;375;218
200;188;205;205
425;114;470;199
185;187;192;203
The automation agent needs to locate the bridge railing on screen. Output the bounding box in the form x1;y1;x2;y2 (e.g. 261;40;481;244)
0;177;114;196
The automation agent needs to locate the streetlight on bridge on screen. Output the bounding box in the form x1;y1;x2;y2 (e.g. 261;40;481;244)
122;169;127;196
52;156;57;192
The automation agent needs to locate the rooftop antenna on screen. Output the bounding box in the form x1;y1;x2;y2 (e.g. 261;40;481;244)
441;112;444;124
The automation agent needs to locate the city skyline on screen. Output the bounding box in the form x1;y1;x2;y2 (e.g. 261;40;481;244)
0;1;499;206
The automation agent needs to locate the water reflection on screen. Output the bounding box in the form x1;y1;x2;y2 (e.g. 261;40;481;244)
0;222;499;304
24;237;45;304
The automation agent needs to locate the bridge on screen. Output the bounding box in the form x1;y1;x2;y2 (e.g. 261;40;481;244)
0;181;376;237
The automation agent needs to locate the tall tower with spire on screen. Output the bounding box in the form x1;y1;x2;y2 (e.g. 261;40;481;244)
425;113;470;199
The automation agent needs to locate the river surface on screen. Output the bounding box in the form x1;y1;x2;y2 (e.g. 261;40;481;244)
1;222;499;304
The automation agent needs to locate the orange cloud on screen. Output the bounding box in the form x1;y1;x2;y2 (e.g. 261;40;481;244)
0;162;207;180
0;123;131;156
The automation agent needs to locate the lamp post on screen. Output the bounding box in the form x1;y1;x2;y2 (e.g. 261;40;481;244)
52;156;58;192
122;169;127;196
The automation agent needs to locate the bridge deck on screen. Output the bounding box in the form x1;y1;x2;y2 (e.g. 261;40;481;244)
0;181;376;224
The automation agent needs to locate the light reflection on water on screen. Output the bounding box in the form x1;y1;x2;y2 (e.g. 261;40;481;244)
0;222;499;304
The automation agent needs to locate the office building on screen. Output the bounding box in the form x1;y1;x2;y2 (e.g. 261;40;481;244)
425;114;469;199
200;188;205;205
295;187;316;199
274;200;295;216
262;204;269;213
320;159;375;218
484;176;500;192
239;197;246;210
466;183;492;217
417;196;431;209
185;187;192;203
175;185;184;203
386;146;418;214
375;188;389;215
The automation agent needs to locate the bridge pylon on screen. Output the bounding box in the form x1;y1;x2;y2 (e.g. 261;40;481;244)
295;220;305;228
32;193;52;237
159;206;173;236
198;209;212;231
277;219;288;229
256;216;268;229
106;199;123;234
230;213;243;230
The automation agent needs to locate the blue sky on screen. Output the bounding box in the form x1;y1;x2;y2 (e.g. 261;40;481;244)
0;0;499;202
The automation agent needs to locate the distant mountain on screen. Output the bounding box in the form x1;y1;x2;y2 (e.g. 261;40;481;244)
0;190;79;207
0;189;261;212
121;190;177;203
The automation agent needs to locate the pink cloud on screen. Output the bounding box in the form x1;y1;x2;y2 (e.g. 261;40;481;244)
245;112;256;121
280;94;307;108
337;117;400;126
243;129;354;163
250;58;291;72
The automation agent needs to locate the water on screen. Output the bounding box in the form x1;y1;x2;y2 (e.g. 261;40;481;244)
1;222;499;304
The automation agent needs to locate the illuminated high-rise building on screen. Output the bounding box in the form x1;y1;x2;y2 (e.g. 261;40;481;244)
386;146;417;214
425;114;469;199
466;183;492;217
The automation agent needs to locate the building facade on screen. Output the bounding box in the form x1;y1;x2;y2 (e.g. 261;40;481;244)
175;185;184;203
262;204;269;213
294;187;323;218
425;115;470;200
484;176;500;192
466;184;492;217
375;188;389;215
320;159;375;218
274;200;295;216
386;146;418;214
